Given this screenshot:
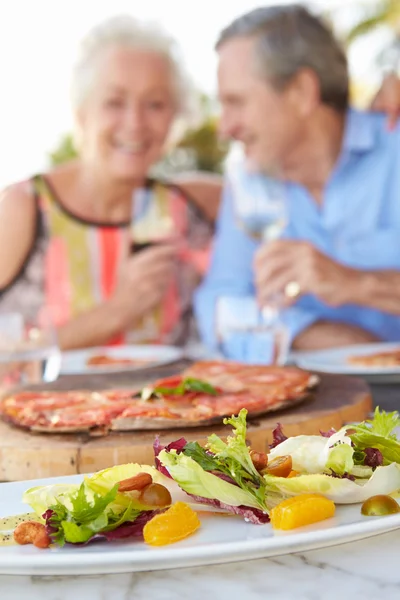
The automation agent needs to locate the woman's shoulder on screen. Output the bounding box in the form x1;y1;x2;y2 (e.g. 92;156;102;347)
159;172;223;223
0;176;37;217
0;177;40;288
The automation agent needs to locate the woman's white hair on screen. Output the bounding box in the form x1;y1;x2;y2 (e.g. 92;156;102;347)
71;15;195;117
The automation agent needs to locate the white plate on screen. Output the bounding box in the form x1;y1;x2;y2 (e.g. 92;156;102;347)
1;473;400;575
61;345;184;375
290;342;400;383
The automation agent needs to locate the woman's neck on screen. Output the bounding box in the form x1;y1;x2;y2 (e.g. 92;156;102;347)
47;160;148;224
76;162;146;222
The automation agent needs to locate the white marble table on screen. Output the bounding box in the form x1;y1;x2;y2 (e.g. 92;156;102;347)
1;529;399;600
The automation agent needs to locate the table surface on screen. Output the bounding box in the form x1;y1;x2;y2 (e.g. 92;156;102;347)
2;376;399;600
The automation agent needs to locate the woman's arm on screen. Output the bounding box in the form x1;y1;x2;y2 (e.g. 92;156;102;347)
170;172;222;222
0;183;38;288
57;299;128;350
58;242;179;350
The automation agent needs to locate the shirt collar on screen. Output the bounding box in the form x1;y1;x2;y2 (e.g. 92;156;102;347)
342;108;376;154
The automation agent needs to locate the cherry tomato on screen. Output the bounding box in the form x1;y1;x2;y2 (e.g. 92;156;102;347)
264;455;293;477
361;495;400;517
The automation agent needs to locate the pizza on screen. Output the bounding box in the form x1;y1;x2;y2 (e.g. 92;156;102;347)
0;361;318;434
86;355;152;368
347;348;400;368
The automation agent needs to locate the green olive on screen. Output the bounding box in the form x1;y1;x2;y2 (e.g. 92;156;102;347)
361;495;400;517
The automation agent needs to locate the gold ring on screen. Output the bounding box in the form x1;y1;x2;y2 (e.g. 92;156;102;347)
284;281;301;299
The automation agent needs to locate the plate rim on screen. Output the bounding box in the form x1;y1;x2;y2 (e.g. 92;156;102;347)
61;344;184;375
291;342;400;375
1;474;400;575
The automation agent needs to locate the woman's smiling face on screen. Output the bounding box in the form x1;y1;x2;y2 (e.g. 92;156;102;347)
77;46;177;183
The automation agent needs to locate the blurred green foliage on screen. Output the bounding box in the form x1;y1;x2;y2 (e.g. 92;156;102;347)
49;134;78;166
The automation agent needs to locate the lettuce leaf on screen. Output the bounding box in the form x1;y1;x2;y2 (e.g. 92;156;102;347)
85;463;169;511
325;442;354;476
43;482;143;546
268;429;354;476
207;411;261;483
159;409;268;512
344;408;400;466
264;463;400;504
158;449;263;509
23;483;80;517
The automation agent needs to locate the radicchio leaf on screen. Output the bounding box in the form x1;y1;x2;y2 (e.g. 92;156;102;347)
90;510;161;543
43;509;58;540
363;447;383;468
188;494;269;524
328;470;355;481
320;428;337;438
211;471;237;486
269;423;287;449
43;508;163;546
153;436;187;477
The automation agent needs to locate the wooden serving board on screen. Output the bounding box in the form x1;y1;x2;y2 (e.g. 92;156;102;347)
0;367;372;482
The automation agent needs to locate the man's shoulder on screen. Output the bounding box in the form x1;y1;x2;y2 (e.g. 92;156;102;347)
352;109;400;151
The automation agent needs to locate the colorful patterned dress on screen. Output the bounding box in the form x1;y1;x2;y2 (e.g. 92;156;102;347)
0;175;213;346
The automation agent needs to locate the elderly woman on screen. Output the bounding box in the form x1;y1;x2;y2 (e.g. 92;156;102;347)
195;5;400;361
0;16;220;350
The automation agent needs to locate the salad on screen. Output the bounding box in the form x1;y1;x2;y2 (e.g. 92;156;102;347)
10;407;400;549
14;464;180;548
156;407;400;518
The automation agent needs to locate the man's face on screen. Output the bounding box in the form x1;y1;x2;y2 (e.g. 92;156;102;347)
217;36;303;174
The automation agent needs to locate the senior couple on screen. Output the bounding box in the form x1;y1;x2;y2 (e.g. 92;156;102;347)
0;4;400;363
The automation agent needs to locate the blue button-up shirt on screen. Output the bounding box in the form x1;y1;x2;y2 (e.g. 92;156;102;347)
195;109;400;361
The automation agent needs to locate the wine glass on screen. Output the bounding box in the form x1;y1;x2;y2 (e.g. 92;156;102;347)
130;186;176;254
217;150;289;364
128;186;180;342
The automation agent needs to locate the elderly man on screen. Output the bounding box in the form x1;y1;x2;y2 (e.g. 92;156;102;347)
195;5;400;361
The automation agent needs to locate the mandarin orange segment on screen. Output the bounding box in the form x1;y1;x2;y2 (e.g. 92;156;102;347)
270;493;335;530
143;502;201;546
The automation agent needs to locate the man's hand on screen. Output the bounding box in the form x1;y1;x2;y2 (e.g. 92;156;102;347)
371;73;400;131
254;240;357;308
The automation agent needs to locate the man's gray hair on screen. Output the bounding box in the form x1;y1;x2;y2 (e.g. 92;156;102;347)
71;15;193;116
216;4;349;112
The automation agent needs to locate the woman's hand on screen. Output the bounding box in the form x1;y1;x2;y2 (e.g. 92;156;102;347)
254;240;357;308
111;241;180;327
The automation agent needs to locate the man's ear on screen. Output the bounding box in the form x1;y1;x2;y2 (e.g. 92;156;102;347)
286;68;321;117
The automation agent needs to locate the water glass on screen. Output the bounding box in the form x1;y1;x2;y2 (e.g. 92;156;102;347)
216;297;290;365
0;310;61;393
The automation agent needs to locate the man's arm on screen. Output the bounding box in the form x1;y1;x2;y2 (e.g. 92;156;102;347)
292;320;380;351
351;270;400;316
